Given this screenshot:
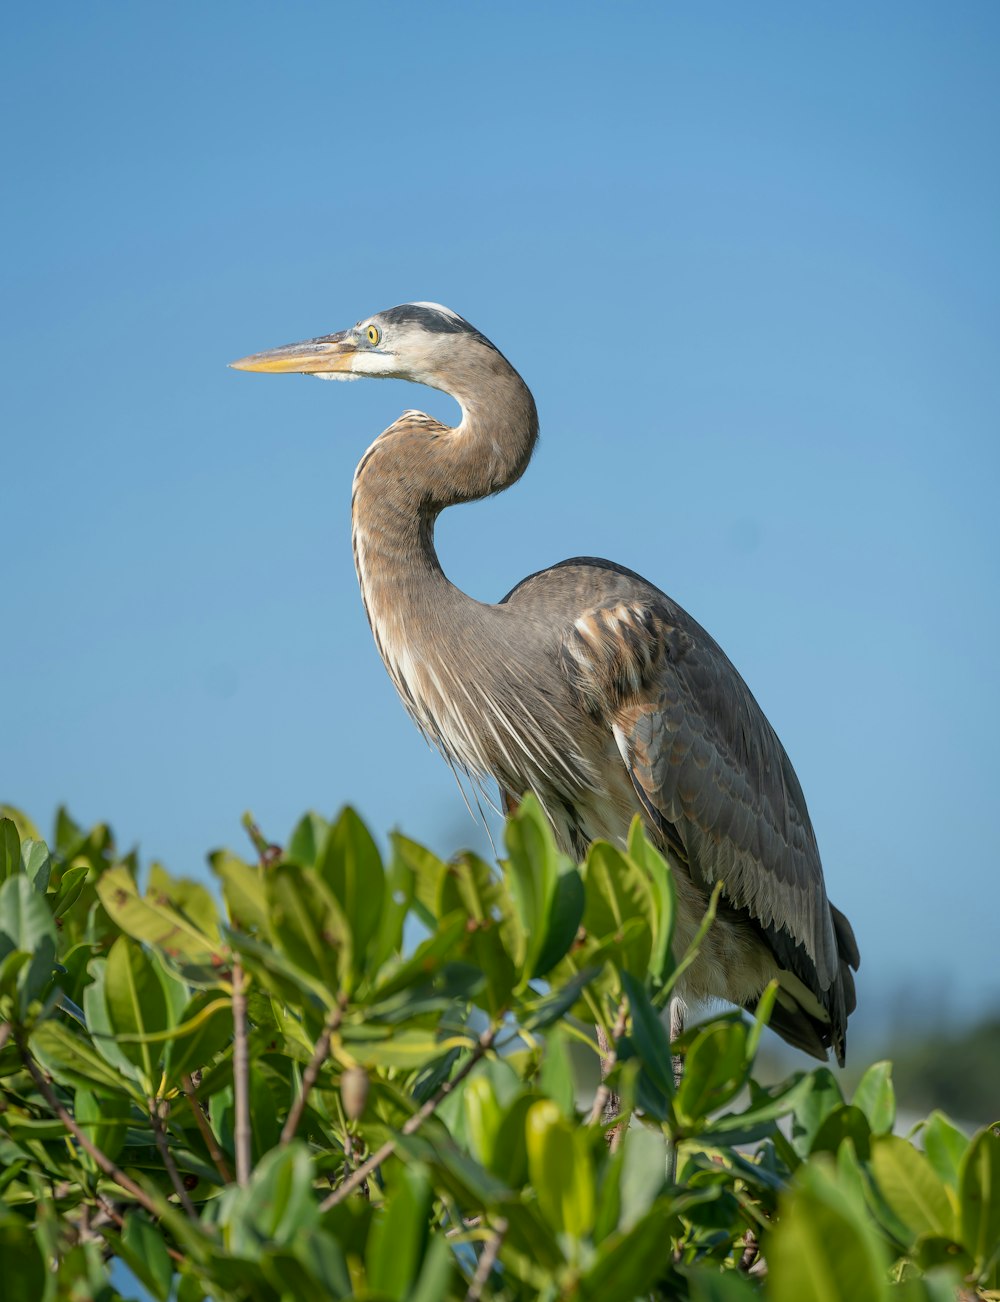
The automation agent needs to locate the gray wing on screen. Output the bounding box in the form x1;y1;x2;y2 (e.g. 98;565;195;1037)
554;565;859;1063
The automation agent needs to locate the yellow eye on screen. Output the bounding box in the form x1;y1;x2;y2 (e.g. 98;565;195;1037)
366;324;380;346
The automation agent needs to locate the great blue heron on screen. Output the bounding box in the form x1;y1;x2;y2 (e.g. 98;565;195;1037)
232;302;859;1063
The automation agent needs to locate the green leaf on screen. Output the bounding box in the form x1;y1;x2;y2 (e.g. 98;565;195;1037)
0;874;58;1014
366;1164;433;1299
163;989;234;1087
121;1212;175;1301
222;1142;318;1254
20;840;51;892
532;862;585;979
703;1072;815;1146
871;1134;956;1239
348;1028;475;1071
462;1073;503;1167
75;1087;132;1164
0;1214;47;1302
810;1104;872;1160
677;1019;750;1125
921;1110;969;1189
369;844;416;974
104;936;174;1092
0;819;20;884
407;1233;458;1302
30;1018;142;1100
83;958;143;1083
317;807;384;976
504;794;561;980
621;971;675;1101
959;1124;1000;1275
578;1199;679;1302
852;1060;896;1136
767;1156;891;1302
526;1098;595;1237
211;850;268;933
286;811;330;867
583;841;654;979
626;816;675;987
265;863;351;1001
788;1067;844;1158
97;865;221;962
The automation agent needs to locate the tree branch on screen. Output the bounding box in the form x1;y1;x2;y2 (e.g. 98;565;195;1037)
280;999;345;1145
319;1025;496;1211
19;1041;162;1222
231;957;251;1186
149;1097;197;1218
181;1073;233;1184
465;1215;508;1301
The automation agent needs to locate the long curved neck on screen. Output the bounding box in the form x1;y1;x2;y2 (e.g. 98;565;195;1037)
351;352;538;645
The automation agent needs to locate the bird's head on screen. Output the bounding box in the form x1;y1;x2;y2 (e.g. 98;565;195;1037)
230;302;502;391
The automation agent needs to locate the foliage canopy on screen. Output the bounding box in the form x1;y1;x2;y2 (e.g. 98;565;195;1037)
0;801;996;1300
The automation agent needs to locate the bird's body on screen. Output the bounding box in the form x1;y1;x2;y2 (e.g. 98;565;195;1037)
233;301;859;1063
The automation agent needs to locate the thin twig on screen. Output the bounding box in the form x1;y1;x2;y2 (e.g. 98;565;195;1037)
149;1097;197;1218
181;1074;233;1184
590;1001;629;1139
280;999;345;1145
231;957;251;1186
19;1043;162;1220
465;1216;508;1301
320;1026;496;1211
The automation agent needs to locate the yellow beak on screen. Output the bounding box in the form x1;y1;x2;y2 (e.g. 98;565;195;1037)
229;329;357;375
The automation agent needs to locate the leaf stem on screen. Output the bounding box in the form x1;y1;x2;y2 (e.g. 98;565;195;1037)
319;1025;496;1210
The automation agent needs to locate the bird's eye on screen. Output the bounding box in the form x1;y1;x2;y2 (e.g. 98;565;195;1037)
366;325;380;346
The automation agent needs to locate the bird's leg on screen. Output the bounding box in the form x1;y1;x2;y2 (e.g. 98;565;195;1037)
669;997;685;1090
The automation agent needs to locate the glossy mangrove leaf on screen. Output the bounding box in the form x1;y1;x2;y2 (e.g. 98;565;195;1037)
767;1156;891;1302
811;1105;872;1161
871;1133;957;1240
265;863;351;999
286;811;330;868
958;1123;1000;1276
366;1164;433;1300
210;850;268;933
75;1087;132;1165
20;840;51;892
0;818;20;884
526;1098;595;1238
97;865;221;963
163;989;233;1087
121;1212;175;1302
622;971;675;1101
852;1059;896;1136
583;841;654;979
504;794;562;980
318;807;384;975
677;1019;750;1125
626;816;676;988
788;1067;844;1159
104;936;173;1091
921;1109;970;1189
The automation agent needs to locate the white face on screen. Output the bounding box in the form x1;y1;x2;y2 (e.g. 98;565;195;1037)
339;303;473;386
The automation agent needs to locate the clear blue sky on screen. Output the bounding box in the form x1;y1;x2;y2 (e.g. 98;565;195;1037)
3;4;998;1031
